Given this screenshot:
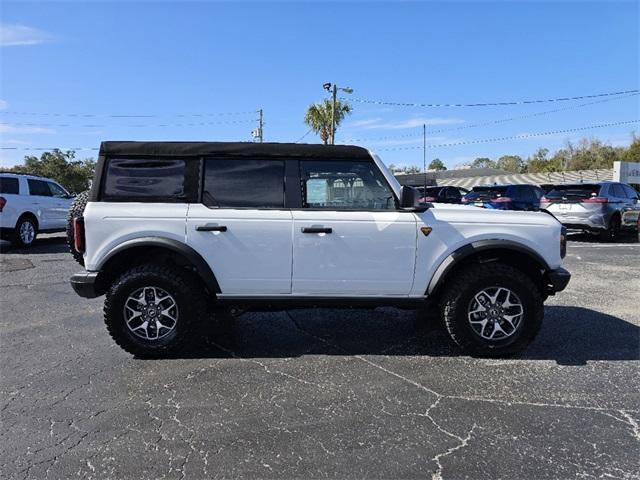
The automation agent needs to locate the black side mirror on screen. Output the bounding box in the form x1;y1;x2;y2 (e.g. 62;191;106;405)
400;186;420;208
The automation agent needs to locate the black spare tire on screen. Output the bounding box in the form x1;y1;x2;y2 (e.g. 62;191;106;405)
66;190;89;266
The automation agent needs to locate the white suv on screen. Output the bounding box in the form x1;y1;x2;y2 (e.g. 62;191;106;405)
69;141;570;357
0;172;74;247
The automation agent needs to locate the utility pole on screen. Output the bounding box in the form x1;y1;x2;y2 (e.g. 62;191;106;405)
252;109;264;143
423;124;427;195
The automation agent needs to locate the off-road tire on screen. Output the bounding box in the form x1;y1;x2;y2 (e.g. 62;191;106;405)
12;215;38;248
440;262;543;357
599;214;621;242
66;191;89;265
104;264;208;358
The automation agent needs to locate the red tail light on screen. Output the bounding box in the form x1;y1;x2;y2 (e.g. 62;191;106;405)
582;197;608;203
491;197;512;203
73;217;85;253
421;196;437;202
461;197;470;203
539;196;549;203
0;196;6;213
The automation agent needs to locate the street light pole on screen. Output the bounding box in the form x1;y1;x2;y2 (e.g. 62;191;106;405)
324;83;353;145
331;84;337;145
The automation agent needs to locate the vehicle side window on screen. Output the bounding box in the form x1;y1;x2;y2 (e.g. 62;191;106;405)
27;179;52;197
47;182;68;198
622;184;638;199
446;187;459;199
0;177;19;194
300;160;396;210
203;158;284;208
102;158;195;202
611;184;626;198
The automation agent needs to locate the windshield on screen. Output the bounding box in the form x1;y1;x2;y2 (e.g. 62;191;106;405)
546;184;601;200
464;186;509;200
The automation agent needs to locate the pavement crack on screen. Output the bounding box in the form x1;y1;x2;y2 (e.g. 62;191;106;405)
431;424;478;480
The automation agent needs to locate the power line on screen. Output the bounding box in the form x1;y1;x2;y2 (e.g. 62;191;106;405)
342;93;640;143
3;120;636;152
295;129;313;143
346;89;639;108
377;119;639;151
0;119;256;128
0;109;258;118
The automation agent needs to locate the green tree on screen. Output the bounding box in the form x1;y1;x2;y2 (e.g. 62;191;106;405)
403;165;421;174
304;99;352;144
526;148;560;173
622;135;640;161
428;158;447;171
9;149;95;193
495;155;525;173
470;157;496;169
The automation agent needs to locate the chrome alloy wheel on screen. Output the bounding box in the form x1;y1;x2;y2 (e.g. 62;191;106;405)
123;286;179;340
467;287;524;340
20;221;35;245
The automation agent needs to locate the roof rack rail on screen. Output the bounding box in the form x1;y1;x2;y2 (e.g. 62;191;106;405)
0;170;47;178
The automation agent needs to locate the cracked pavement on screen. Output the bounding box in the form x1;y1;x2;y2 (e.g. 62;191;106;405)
1;233;639;479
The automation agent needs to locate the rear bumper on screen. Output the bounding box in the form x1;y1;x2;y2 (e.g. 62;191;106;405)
545;267;571;294
70;271;100;298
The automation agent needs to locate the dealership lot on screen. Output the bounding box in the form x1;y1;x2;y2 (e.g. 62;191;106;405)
0;234;638;480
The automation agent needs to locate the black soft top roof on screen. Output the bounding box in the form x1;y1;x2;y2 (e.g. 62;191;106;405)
99;141;371;160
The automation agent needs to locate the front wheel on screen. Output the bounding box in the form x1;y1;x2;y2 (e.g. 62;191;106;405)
440;263;543;357
104;264;208;357
12;216;38;248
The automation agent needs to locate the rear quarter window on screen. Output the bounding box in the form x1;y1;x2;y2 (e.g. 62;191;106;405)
102;158;198;202
0;177;19;194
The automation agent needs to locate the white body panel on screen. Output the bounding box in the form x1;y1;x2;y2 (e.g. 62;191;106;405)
410;204;563;296
0;174;73;231
186;205;293;294
292;210;417;295
83;202;189;271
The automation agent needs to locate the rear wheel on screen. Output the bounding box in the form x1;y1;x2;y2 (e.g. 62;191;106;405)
104;264;208;357
599;214;621;242
12;215;38;248
440;263;543;357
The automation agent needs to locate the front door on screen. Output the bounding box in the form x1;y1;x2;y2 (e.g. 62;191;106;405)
187;158;293;295
292;159;417;296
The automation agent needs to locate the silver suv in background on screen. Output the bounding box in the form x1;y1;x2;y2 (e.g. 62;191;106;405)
540;182;640;241
0;172;74;247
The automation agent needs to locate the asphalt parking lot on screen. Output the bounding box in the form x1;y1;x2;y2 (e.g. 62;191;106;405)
1;233;639;480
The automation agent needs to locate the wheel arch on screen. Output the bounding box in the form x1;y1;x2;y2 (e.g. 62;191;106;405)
16;211;39;229
427;240;551;297
94;237;221;296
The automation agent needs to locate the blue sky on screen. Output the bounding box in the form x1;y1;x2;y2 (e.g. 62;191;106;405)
1;0;638;169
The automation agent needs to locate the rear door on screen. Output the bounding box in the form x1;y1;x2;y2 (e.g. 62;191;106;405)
291;159;417;296
26;179;55;229
186;158;293;295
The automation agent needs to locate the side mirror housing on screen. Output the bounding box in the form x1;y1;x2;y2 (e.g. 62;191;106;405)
400;186;428;211
400;186;417;208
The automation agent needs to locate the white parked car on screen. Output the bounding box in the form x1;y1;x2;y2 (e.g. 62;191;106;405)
68;142;571;358
0;172;75;247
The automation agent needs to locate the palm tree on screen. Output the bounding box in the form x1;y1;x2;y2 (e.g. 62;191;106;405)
304;99;352;144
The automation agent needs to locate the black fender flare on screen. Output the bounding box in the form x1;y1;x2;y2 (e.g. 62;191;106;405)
96;236;221;293
426;239;551;295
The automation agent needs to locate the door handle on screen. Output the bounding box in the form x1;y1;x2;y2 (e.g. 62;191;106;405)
196;225;228;232
301;227;332;234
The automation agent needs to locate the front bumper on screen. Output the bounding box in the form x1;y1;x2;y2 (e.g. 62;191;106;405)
545;267;571;294
70;271;100;298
